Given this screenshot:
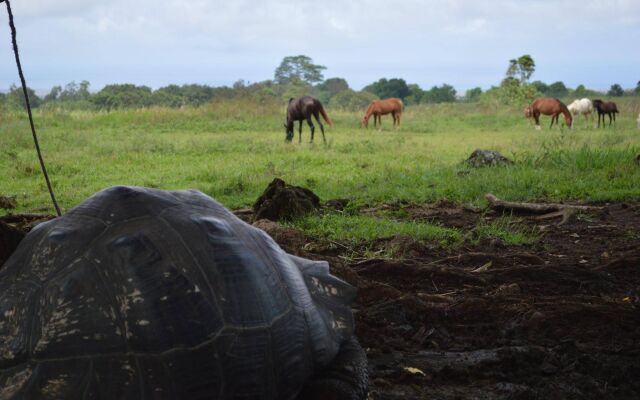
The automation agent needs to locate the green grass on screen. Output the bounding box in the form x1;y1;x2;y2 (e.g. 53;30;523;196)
471;216;541;246
1;99;639;220
290;213;461;244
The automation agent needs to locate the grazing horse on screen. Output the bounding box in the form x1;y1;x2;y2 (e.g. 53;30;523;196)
528;97;573;130
567;98;594;126
361;98;404;128
592;99;619;128
285;96;332;143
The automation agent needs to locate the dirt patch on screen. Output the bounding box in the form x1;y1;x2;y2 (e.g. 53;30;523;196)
264;201;640;399
3;201;639;399
252;219;311;256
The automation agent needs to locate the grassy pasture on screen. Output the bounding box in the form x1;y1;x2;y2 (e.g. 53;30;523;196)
1;99;639;225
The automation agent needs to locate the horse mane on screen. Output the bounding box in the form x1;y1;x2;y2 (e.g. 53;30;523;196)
363;101;377;118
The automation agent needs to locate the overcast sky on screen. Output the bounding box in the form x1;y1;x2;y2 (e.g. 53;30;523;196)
1;0;638;94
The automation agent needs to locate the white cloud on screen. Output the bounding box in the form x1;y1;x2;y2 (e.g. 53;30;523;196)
1;0;638;91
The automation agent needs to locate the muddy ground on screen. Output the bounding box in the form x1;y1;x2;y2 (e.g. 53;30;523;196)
2;201;639;399
257;201;640;399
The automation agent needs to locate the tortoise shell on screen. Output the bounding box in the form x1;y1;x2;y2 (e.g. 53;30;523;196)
0;186;356;399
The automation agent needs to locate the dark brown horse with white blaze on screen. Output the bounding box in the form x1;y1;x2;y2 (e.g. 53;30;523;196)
285;96;333;143
361;98;404;128
592;99;619;128
528;98;573;129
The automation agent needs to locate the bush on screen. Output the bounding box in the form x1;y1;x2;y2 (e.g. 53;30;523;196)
91;84;153;110
329;90;378;111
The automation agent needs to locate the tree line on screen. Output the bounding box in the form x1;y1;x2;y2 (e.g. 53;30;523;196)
1;55;638;112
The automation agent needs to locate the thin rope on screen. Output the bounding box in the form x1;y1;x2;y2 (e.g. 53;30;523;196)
3;0;62;216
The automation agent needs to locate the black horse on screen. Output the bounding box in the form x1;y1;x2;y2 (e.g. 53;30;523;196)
285;96;332;143
592;99;619;128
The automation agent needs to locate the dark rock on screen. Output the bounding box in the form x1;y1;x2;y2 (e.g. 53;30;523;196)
465;149;513;168
1;221;25;268
325;198;350;211
252;178;320;222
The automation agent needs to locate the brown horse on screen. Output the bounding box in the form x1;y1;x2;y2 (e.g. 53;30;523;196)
285;96;332;143
361;98;404;128
528;97;573;129
592;99;619;128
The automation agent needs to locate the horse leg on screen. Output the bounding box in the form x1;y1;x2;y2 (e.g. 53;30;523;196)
314;112;326;143
397;112;401;127
306;116;315;143
298;120;303;143
534;111;541;130
608;113;613;127
549;114;556;129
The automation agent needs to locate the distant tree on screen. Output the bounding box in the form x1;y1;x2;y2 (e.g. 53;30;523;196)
57;80;91;102
181;84;215;106
530;80;548;95
607;83;624;97
573;84;588;98
490;76;537;105
316;77;349;103
274;55;326;85
546;81;568;98
91;84;153;110
152;85;184;107
635;80;640;95
363;78;411;100
44;85;62;102
406;84;424;105
77;80;91;100
281;78;312;101
464;87;483;102
422;84;457;103
329;90;378;111
7;83;41;109
210;86;236;100
493;55;539;105
506;54;536;84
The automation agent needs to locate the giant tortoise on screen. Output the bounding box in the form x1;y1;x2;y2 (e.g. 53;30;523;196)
0;186;367;399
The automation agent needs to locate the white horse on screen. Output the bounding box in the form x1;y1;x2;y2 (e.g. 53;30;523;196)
567;98;593;126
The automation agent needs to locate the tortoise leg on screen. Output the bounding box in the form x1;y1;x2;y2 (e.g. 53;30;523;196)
297;337;368;400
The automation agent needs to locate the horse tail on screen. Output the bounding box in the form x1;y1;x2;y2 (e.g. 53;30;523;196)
397;99;404;111
319;104;333;126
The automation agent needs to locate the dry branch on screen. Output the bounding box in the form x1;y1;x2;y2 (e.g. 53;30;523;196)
485;193;602;214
